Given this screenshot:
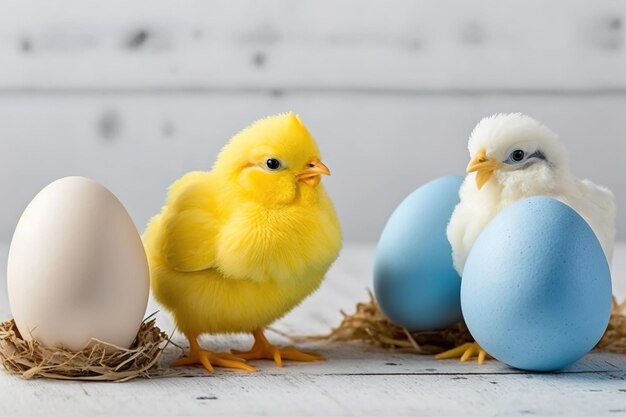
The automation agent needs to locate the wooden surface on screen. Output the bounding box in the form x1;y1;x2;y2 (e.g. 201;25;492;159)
0;243;625;416
1;0;626;244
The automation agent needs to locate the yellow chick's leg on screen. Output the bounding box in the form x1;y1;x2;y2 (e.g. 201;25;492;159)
231;329;324;367
435;342;491;364
171;333;256;373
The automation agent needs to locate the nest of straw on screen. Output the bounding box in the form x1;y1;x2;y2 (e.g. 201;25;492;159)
596;298;626;353
323;290;626;355
0;318;169;381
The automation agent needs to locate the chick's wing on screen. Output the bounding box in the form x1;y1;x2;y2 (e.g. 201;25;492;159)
160;173;219;272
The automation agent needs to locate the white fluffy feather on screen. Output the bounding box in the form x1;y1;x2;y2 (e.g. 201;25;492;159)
448;113;616;274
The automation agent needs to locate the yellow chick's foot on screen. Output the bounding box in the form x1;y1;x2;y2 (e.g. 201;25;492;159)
231;329;324;367
435;342;491;364
172;333;256;373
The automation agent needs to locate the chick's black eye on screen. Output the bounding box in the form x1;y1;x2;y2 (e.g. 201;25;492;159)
265;158;281;170
511;150;525;162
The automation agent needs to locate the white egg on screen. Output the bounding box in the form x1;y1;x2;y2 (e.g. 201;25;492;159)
7;176;149;351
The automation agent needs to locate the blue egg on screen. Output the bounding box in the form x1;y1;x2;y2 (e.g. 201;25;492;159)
462;197;612;371
374;176;464;331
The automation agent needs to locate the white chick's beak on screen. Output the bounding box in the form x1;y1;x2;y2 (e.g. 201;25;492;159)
467;149;502;190
297;158;331;187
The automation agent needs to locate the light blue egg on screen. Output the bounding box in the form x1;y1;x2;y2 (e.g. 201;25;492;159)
374;176;464;331
462;196;612;371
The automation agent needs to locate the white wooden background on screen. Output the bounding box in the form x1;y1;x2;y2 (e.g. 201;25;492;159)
0;0;625;244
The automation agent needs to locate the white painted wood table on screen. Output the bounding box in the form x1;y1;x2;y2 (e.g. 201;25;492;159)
0;243;625;417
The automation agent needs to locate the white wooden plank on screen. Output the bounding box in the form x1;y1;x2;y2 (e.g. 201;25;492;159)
1;94;625;243
0;0;625;90
0;352;625;417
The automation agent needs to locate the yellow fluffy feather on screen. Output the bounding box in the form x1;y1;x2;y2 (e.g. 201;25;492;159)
143;113;342;372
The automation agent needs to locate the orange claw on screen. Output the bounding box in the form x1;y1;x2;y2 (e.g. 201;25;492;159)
172;333;256;373
231;329;324;367
435;342;491;364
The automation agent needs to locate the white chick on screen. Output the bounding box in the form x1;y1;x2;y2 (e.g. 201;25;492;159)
437;113;616;364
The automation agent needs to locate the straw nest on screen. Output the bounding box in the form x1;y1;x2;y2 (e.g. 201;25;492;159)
0;317;169;381
322;290;626;355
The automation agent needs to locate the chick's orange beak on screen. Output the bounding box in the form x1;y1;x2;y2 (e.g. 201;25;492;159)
466;149;501;190
297;158;331;187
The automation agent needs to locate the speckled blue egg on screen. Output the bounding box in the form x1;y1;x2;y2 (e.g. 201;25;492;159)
374;176;464;331
462;197;612;371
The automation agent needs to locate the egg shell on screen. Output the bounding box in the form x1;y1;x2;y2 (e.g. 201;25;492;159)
7;176;150;351
462;196;612;371
374;176;464;331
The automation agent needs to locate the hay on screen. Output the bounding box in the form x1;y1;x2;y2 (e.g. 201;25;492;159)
0;317;169;381
320;290;472;354
596;297;626;353
323;290;626;355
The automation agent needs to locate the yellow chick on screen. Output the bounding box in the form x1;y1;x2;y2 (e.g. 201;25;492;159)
143;113;342;372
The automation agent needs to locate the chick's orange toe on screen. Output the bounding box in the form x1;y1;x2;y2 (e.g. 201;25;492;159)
172;350;256;373
435;342;491;364
231;329;324;367
173;335;256;373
